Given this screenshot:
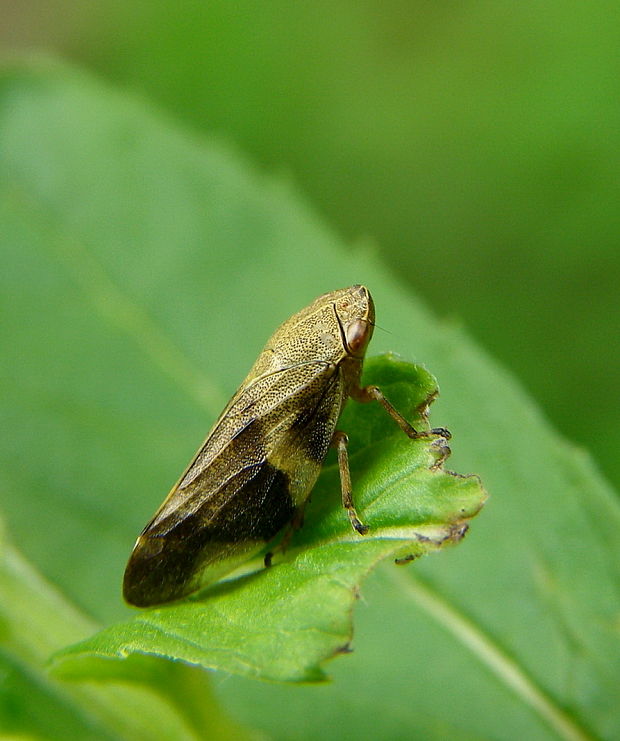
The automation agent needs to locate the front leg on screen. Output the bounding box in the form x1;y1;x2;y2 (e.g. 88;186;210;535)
350;383;451;440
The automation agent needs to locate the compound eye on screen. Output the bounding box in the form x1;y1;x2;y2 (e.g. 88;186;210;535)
346;319;371;355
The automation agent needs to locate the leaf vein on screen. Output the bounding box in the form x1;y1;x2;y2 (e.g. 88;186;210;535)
391;569;596;741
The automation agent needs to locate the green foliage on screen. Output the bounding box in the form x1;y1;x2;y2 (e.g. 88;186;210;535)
0;521;249;740
1;61;619;740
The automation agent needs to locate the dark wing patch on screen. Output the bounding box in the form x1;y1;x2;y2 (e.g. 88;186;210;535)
288;365;343;462
123;363;346;606
123;460;294;606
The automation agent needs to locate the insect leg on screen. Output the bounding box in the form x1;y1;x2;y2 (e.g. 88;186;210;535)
264;505;306;567
351;384;451;440
332;430;369;536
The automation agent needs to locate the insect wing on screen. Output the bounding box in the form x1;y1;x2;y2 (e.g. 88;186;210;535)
123;358;345;606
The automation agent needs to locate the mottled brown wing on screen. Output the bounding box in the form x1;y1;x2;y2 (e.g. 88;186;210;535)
123;360;346;606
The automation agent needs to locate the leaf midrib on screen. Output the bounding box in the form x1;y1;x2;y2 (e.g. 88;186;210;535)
390;568;596;741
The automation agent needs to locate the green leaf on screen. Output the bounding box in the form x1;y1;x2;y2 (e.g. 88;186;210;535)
1;58;619;740
0;520;251;740
51;355;485;682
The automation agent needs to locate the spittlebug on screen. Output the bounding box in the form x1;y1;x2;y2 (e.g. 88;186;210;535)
123;285;449;606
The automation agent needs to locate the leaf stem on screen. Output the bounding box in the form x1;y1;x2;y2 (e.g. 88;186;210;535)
389;569;595;741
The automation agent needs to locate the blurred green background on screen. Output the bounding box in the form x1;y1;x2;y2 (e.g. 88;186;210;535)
2;0;618;489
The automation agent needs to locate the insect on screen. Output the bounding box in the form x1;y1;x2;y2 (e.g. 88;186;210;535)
123;285;449;607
